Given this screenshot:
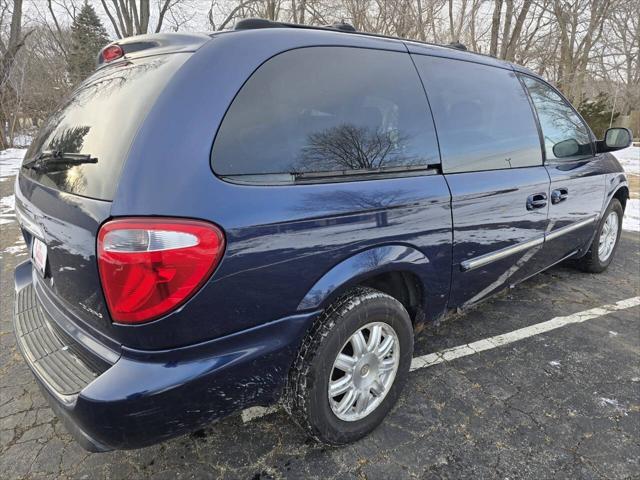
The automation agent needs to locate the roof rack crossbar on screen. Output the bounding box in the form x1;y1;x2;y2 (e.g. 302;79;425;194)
234;18;356;33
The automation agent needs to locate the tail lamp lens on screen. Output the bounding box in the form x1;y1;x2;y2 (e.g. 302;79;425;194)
97;218;225;324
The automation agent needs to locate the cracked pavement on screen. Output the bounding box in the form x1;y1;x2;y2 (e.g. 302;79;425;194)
1;169;639;478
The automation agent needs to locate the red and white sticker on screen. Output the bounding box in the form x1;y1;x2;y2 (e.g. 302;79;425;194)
32;237;47;275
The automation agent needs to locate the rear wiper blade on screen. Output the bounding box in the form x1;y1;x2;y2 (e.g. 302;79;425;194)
23;151;98;172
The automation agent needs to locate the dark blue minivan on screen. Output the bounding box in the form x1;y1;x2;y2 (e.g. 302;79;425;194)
13;20;632;451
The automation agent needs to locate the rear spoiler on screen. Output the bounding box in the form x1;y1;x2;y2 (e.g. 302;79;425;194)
97;32;213;67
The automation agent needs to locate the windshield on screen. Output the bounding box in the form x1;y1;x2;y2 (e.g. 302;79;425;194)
22;53;189;200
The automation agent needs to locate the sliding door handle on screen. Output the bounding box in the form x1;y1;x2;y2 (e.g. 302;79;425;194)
526;193;548;210
551;188;569;204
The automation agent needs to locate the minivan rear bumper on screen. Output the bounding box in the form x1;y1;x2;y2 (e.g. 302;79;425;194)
13;261;318;451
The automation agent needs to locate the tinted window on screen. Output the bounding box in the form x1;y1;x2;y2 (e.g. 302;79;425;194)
23;53;189;200
521;76;592;161
412;56;542;173
211;47;439;180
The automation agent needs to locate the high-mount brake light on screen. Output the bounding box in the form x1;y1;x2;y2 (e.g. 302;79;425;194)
97;218;225;324
102;44;124;63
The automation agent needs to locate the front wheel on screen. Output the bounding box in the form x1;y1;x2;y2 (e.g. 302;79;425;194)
286;287;413;445
576;198;623;273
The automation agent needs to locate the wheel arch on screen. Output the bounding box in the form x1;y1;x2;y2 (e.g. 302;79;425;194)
297;245;429;325
604;173;629;215
612;185;629;212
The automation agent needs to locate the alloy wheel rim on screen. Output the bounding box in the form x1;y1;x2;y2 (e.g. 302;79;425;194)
328;322;400;422
598;211;619;262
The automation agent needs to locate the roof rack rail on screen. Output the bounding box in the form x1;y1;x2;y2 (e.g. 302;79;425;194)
234;18;278;30
230;18;502;63
329;21;356;32
448;41;467;51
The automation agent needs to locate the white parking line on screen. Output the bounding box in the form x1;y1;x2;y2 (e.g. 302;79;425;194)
410;296;640;370
241;296;640;423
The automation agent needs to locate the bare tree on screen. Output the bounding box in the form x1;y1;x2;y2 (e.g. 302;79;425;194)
489;0;503;56
208;0;263;30
501;0;533;60
598;0;639;114
1;0;26;86
44;0;79;56
100;0;179;38
0;0;31;148
552;0;614;102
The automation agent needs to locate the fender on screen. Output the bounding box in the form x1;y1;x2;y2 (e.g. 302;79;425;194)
297;244;430;311
604;173;629;213
573;172;629;260
599;151;629;216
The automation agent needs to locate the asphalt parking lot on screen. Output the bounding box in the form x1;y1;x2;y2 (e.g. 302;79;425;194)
1;178;639;478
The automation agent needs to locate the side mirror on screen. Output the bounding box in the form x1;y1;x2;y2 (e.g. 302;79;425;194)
597;127;633;153
553;138;580;158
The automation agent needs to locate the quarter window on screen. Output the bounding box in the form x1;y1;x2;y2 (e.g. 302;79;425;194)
521;76;592;161
412;56;542;173
211;47;440;181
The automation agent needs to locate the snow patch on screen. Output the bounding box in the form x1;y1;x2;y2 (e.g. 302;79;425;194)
613;146;639;175
12;134;33;148
3;238;27;256
0;148;26;225
0;148;27;179
4;244;27;255
0;195;16;225
622;198;640;233
612;147;640;233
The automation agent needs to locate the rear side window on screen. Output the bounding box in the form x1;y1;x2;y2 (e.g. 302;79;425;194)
521;76;593;161
211;47;439;182
412;56;542;173
23;53;189;200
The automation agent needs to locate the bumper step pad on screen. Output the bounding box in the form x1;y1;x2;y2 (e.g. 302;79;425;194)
14;285;107;396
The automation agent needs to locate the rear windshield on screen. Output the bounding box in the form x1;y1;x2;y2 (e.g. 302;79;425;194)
22;53;189;200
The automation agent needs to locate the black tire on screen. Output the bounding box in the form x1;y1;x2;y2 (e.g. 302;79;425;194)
576;198;623;273
286;287;413;445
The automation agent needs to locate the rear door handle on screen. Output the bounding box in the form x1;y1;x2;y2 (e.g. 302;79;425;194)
526;192;548;210
551;187;569;204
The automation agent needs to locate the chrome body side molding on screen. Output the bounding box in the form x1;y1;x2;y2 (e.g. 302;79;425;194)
460;236;544;271
461;215;598;272
545;215;598;241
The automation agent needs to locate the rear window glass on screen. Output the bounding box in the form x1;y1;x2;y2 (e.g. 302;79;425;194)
211;47;439;181
412;56;542;173
23;53;189;200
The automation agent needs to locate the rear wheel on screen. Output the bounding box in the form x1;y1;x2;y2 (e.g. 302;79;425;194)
287;287;413;445
576;198;623;273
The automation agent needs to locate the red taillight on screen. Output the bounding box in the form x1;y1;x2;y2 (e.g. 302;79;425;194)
97;218;225;324
102;44;124;63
